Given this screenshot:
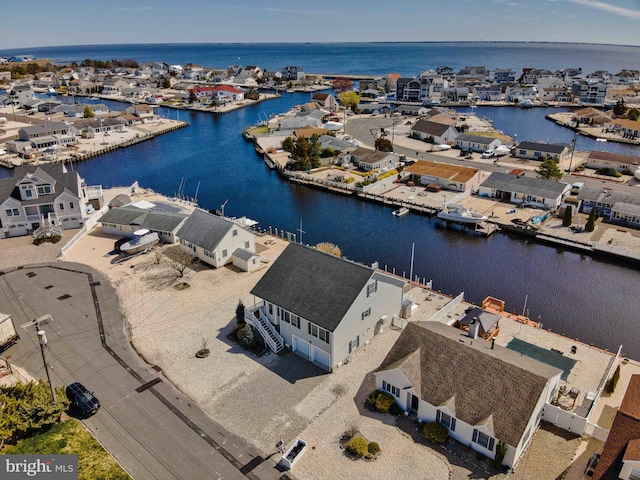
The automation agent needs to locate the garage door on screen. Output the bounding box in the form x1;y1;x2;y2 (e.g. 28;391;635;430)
310;345;330;369
292;335;309;360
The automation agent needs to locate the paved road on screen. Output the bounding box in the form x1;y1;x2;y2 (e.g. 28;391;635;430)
0;262;290;480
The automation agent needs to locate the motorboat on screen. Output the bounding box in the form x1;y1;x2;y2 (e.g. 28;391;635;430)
437;204;488;224
119;229;159;254
392;207;410;217
46;88;58;96
635;168;640;181
519;99;534;108
494;145;511;157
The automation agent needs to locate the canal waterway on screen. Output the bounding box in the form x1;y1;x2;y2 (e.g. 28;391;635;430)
2;92;639;359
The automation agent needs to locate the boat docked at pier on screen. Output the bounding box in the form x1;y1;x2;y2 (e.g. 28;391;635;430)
437;204;488;224
392;207;410;217
119;229;159;254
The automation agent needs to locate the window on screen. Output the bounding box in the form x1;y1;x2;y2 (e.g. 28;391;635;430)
436;410;456;431
221;249;227;257
349;335;360;353
472;429;495;451
382;380;400;398
283;311;290;323
361;307;371;321
59;202;64;211
291;315;300;328
69;202;75;209
308;323;329;343
232;229;238;236
245;241;250;248
5;208;19;217
366;280;378;297
37;185;52;195
268;304;273;315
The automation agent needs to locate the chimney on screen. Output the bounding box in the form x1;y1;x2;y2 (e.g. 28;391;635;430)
468;317;480;339
491;338;495;350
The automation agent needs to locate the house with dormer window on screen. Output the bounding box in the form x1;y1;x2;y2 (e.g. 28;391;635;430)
247;242;405;370
374;321;561;469
0;164;100;238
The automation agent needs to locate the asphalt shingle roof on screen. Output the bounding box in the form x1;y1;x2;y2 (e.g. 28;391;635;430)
0;164;81;207
98;206;188;232
377;322;561;447
480;172;569;198
517;141;567;154
176;209;233;252
250;242;374;332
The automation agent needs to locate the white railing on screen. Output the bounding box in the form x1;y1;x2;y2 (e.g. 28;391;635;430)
59;205;109;256
245;305;284;353
428;292;465;323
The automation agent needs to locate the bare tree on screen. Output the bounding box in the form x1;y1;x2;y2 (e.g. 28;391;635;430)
166;248;195;278
152;246;163;265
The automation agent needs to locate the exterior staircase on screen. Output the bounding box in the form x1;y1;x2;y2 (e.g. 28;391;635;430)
246;306;284;354
33;223;63;239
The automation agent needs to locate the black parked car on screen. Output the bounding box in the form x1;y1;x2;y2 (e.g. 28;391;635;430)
66;382;100;416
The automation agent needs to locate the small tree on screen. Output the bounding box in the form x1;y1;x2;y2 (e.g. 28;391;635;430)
585;209;597;232
167;249;194;278
188;91;197;104
346;437;368;458
613;99;626;116
535;158;563;181
241;322;254;347
83;106;95;118
282;137;294;152
338;91;360;110
494;440;508;468
562;206;572;227
374;391;395;413
375;137;393;152
236;300;246;328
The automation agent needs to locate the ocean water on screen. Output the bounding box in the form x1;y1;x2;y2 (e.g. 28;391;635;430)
1;42;638;76
1;43;640;358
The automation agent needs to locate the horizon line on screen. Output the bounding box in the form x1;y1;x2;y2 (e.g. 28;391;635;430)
2;40;640;52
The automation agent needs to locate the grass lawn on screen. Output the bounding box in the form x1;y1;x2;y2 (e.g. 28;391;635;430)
247;125;270;135
2;419;130;480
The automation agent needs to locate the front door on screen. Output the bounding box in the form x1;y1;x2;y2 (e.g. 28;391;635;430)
410;394;419;413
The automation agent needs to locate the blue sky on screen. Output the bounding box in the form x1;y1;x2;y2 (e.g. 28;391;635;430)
1;0;639;49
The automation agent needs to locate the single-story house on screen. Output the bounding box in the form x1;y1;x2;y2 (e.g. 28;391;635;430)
357;103;392;115
514;141;570;162
478;172;570;210
585;150;639;174
395;105;428;116
98;204;189;244
176;209;257;269
374;321;561;469
578;186;640;228
248;242;405;370
349;147;400;171
403;160;481;192
454;134;502;153
593;375;640;479
608;119;640;139
411;119;459;145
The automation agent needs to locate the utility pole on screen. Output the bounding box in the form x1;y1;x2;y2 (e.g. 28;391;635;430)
568;132;579;173
37;329;57;403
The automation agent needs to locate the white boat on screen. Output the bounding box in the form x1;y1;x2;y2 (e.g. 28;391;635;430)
520;99;534;108
120;229;159;254
494;145;511;157
46;88;58;96
437;204;488;224
392;207;410;217
635;168;640;181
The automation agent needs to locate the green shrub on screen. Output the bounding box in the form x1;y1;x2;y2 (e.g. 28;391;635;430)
236;326;244;342
585;209;596;232
494;440;507;468
389;402;403;416
346;436;368;458
374;392;395;413
367;442;381;456
366;390;379;405
422;422;448;443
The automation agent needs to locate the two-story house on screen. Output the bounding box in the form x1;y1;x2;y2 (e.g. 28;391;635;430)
0;164;99;237
247;242;405;370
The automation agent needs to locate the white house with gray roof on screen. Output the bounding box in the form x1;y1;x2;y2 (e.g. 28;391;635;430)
478;172;570;210
454;134;502;152
375;322;561;469
514;141;570;161
98;205;188;244
176;209;257;269
248;242;405;370
0;164;99;237
578;186;640;228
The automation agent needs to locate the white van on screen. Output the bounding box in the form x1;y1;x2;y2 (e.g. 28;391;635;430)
571;182;584;194
481;149;494;158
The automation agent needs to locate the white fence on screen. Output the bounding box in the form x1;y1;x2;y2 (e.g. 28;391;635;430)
427;292;465;324
60;205;109;257
543;404;588;435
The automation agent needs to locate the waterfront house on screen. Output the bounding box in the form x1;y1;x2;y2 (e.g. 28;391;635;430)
410;119;459;145
248;242;405;370
593;375;640;479
374;321;561;469
176;209;257;269
395;78;423;102
7;84;37;107
473;85;502;102
514;141;570;162
489;68;517;84
18;122;78;151
574;80;608;105
349;148;400;172
125;104;157;122
102;77;131;96
292;126;329;140
311;92;338;112
578;187;640;228
0;164;101;238
403;160;481;192
454;134;502;153
478;172;570;210
585;151;639;174
214;85;244;102
81;118;125;137
608;119;640;140
98;204;188;244
281;66;305;82
575;107;612;125
612;69;640;86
